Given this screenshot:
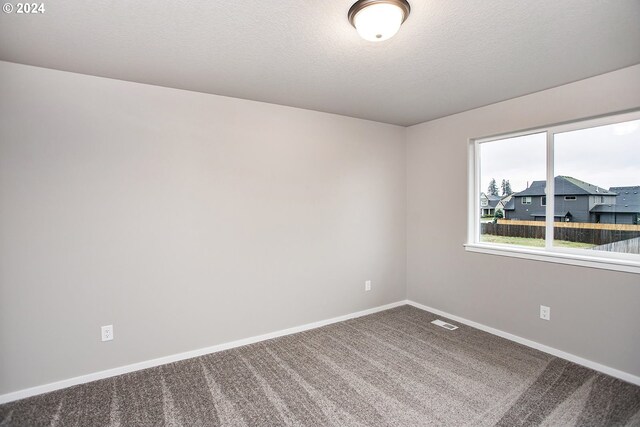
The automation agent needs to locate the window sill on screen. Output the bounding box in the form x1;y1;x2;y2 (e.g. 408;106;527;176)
464;243;640;275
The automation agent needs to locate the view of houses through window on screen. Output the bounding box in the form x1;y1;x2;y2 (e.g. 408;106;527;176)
552;119;640;254
477;117;640;258
479;132;547;248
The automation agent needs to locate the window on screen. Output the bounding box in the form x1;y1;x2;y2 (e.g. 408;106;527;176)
468;111;640;274
476;132;546;245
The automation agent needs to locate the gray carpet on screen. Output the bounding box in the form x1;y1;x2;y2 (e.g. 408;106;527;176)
1;305;639;426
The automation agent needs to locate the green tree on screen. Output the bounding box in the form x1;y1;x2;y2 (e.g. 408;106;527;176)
501;179;513;196
492;208;504;223
504;180;512;196
488;178;498;196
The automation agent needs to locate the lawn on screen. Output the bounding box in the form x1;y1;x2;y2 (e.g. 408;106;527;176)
480;234;594;249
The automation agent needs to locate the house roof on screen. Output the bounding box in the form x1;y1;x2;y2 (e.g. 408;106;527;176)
610;186;640;204
590;204;640;214
589;186;640;214
514;180;546;196
496;194;515;211
515;176;615;197
480;193;501;208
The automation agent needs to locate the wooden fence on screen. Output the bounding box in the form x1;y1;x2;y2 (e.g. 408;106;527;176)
592;237;640;254
497;219;640;231
482;222;640;245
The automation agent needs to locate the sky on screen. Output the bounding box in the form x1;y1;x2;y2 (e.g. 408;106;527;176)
480;119;640;195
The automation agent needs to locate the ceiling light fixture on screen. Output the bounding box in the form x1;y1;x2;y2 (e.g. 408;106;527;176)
348;0;411;42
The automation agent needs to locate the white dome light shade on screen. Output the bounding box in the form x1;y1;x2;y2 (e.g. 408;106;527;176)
354;3;403;41
348;0;410;42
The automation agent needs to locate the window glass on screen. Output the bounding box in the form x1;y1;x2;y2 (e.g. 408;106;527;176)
471;113;640;270
478;133;546;247
553;119;640;253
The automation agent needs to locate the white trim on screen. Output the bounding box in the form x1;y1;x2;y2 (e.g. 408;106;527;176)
3;299;639;404
545;131;554;251
550;110;640;134
468;109;640;273
473;109;640;145
0;300;406;404
464;243;640;274
406;300;640;386
468;140;480;245
475;128;548;144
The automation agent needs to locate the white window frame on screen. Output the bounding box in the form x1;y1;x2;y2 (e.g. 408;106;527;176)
466;110;640;274
564;196;577;201
521;197;532;205
541;196;546;206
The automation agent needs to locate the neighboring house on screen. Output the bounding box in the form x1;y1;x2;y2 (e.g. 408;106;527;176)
480;192;501;216
504;176;618;223
495;194;514;214
591;186;640;225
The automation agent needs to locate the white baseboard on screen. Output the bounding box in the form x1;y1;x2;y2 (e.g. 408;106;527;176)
406;300;640;386
0;300;406;404
3;299;638;404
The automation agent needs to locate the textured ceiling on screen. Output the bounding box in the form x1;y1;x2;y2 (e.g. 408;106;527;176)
1;1;639;126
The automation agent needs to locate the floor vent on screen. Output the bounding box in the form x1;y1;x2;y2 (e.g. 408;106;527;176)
431;319;458;330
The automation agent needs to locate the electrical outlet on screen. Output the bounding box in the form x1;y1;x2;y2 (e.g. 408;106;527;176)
365;280;372;291
539;305;551;321
101;325;114;342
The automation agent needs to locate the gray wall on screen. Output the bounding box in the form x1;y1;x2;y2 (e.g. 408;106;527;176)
599;213;637;225
508;195;591;223
2;59;639;397
407;64;640;377
508;195;547;221
0;61;407;394
555;196;591;223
